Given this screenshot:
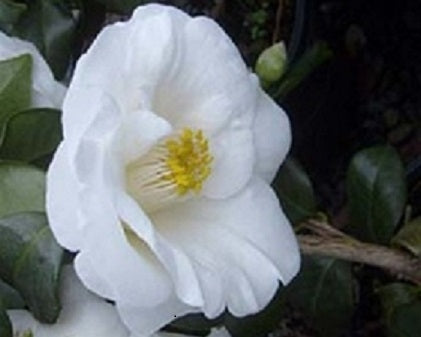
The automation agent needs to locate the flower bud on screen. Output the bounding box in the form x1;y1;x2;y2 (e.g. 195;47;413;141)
255;41;287;85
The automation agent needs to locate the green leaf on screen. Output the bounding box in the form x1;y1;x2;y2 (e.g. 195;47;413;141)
0;304;12;337
0;54;32;144
0;212;63;323
0;279;24;309
93;0;146;14
286;256;355;337
378;283;421;337
274;157;317;223
392;217;421;257
0;108;61;162
0;163;45;218
346;146;407;244
0;0;27;33
12;0;76;79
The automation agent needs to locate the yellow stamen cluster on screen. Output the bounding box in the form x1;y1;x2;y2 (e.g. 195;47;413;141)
162;128;212;195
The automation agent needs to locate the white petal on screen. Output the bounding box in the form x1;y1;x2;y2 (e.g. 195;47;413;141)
253;89;291;182
7;310;38;336
69;5;182;115
39;268;129;337
46;142;81;251
118;293;198;337
61;86;120;164
153;17;258;136
116;191;204;308
203;126;254;199
77;187;172;309
152;177;300;317
67;24;129;109
74;252;115;300
219;177;300;285
115;109;172;165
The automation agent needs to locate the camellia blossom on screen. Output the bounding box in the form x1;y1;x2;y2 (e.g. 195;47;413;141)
46;4;300;336
0;31;65;109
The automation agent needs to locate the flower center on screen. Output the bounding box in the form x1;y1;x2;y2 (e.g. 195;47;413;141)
162;128;212;194
126;128;213;212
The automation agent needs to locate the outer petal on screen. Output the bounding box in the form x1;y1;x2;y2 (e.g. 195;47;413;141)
68;5;182;114
151;177;300;317
0;31;65;109
118;293;198;337
152;16;257;134
46;142;81;251
74;252;114;300
253;89;291;182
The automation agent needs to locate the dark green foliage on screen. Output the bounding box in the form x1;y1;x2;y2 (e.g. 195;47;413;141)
0;213;63;323
286;257;355;337
347;146;407;244
275;157;317;223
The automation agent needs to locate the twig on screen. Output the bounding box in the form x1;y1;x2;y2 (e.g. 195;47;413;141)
298;221;421;285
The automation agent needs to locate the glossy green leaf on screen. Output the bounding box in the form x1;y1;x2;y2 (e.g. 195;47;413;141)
93;0;146;14
392;217;421;257
0;304;12;337
12;0;76;79
346;146;407;244
0;54;32;144
378;283;421;337
0;212;63;323
0;108;61;162
0;0;26;33
0;280;24;310
0;163;45;218
286;256;355;337
274;157;317;223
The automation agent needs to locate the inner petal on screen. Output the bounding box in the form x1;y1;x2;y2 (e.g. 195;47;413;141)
126;128;213;212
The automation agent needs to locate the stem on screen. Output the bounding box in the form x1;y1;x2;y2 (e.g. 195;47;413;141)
298;221;421;285
272;0;284;43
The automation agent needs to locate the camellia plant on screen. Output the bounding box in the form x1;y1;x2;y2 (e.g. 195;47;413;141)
1;1;420;337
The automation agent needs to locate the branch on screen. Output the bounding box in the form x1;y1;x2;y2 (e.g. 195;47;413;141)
298;221;421;285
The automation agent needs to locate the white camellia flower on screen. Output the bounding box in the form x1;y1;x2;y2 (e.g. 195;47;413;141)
46;4;300;336
8;266;130;337
0;31;65;109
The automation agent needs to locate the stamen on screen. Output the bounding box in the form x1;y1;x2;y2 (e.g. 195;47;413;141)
126;128;213;212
